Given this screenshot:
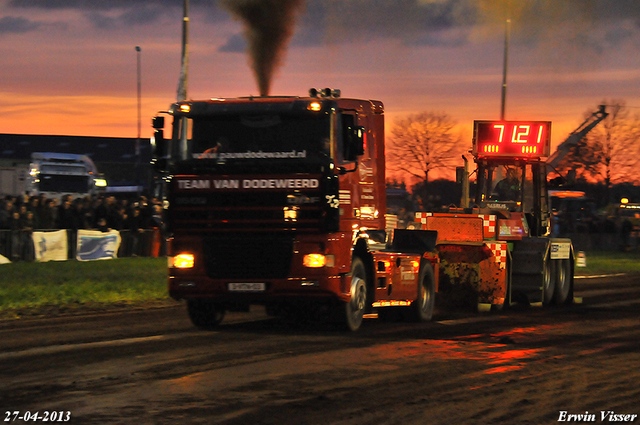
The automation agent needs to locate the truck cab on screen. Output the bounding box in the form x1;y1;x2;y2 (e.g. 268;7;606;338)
28;152;106;199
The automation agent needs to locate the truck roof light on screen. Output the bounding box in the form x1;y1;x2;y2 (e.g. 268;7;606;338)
308;101;322;112
309;88;341;98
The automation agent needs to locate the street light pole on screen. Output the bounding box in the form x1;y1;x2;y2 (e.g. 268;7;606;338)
135;46;142;195
500;1;510;121
136;46;141;141
177;0;189;160
177;0;189;102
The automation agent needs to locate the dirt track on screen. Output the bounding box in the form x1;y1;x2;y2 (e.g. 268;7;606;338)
1;274;639;424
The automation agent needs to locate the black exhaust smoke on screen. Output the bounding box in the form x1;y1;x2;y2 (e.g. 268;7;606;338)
223;0;304;96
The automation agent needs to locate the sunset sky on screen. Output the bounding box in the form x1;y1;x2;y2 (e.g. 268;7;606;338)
1;0;640;160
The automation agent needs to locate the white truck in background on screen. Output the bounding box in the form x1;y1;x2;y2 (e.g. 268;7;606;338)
0;152;106;199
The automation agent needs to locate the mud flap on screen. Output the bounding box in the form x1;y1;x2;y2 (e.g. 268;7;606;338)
436;243;508;311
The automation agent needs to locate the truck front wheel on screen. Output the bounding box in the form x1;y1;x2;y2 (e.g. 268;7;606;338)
344;257;367;331
412;262;435;322
187;299;225;329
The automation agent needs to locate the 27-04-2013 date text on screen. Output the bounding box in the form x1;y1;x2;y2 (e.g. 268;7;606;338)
4;411;71;422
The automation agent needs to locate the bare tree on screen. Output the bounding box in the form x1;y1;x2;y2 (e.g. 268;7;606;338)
598;101;630;186
555;101;640;197
559;140;602;183
586;101;640;202
386;111;466;190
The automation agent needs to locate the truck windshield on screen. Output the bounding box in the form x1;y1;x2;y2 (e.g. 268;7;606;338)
37;174;89;193
183;113;331;162
477;164;535;212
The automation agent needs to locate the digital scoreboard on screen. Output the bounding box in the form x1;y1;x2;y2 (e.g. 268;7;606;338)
473;121;552;158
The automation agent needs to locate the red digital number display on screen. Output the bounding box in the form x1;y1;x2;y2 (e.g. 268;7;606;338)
473;120;551;158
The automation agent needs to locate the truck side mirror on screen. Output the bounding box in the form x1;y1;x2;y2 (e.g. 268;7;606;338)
353;126;365;156
151;116;168;171
152;129;165;157
151;117;166;157
344;125;365;161
152;116;165;129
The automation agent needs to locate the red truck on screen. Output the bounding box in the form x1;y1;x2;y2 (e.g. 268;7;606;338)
152;90;574;331
152;89;439;331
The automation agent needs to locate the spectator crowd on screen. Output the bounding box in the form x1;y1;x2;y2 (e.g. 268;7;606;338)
1;194;165;261
0;194;164;233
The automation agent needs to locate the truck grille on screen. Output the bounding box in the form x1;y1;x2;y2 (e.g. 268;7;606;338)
202;233;293;279
169;190;326;232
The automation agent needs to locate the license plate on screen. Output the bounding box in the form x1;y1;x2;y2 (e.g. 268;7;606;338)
228;282;266;292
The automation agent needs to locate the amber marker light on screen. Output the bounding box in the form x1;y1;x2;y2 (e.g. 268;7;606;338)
378;260;392;272
172;253;195;269
284;206;298;221
411;260;420;271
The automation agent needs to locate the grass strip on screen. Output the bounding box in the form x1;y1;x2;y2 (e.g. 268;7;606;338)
0;257;168;319
574;250;640;276
1;251;638;319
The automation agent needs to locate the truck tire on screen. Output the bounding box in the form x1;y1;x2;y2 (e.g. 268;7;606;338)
412;262;435;322
344;257;367;331
187;299;225;329
554;259;571;305
543;256;556;306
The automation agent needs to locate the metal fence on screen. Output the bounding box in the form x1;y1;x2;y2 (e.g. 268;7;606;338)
0;229;166;262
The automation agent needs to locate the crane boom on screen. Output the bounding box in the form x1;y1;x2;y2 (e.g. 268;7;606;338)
546;105;608;169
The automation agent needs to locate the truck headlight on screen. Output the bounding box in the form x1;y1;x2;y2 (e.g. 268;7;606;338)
171;253;195;269
303;254;335;268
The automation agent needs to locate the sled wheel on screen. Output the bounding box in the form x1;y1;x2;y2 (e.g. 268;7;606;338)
554;259;571;305
543;255;556;306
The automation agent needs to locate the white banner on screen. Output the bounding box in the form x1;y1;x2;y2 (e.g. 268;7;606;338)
76;230;121;261
33;230;68;262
